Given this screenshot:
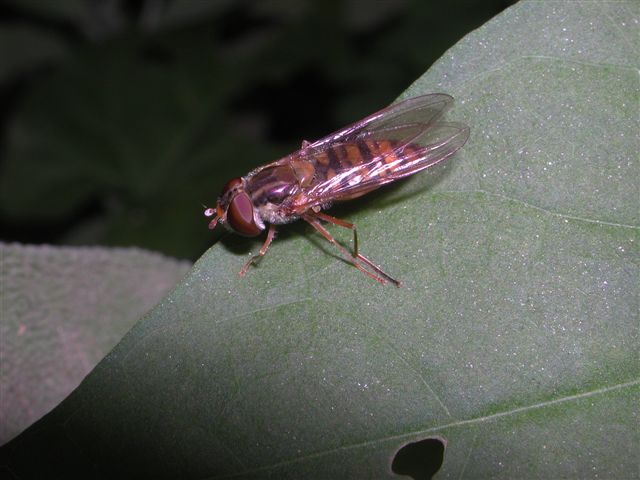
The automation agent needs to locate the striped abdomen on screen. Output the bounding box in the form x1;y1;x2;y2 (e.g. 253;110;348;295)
310;138;420;186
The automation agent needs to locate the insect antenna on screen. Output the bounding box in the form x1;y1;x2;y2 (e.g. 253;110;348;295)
203;203;222;230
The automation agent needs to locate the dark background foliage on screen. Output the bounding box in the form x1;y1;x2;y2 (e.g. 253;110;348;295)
0;0;515;260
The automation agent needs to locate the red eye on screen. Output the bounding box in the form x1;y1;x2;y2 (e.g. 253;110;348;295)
227;192;262;236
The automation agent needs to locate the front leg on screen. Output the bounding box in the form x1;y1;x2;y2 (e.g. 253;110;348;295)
239;224;277;276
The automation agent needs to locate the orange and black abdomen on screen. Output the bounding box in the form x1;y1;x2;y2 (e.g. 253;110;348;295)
311;139;420;184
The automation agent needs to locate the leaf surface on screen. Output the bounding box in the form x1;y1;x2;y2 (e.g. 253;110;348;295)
1;1;638;478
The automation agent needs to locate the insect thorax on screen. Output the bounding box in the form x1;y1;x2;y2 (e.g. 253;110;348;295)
256;202;298;225
245;164;303;225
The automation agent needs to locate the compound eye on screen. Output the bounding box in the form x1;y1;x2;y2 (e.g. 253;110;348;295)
227;192;262;236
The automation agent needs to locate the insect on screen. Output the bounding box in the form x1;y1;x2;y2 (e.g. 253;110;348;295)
205;93;469;286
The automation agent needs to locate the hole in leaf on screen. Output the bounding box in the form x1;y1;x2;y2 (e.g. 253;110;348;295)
391;437;446;480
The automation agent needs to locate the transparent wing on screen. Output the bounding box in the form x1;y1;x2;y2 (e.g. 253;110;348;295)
305;93;455;151
292;122;469;211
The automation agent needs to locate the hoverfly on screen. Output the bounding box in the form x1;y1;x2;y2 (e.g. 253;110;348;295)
205;93;469;286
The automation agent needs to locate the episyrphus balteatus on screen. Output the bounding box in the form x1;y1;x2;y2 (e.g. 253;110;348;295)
204;93;469;286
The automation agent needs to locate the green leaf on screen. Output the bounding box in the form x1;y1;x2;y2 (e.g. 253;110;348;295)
0;38;223;219
0;243;190;445
0;25;69;84
0;32;281;258
3;0;90;23
1;1;638;478
2;0;126;39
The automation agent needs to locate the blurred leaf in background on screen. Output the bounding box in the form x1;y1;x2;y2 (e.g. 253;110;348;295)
0;242;190;444
0;0;515;259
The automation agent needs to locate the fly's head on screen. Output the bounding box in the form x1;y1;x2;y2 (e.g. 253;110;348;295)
204;177;264;237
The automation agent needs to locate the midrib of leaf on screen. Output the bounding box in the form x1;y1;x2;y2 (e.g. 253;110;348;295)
445;190;639;230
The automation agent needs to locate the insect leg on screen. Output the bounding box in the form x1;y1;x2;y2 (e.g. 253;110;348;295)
239;224;277;276
313;211;359;256
303;213;399;286
312;211;401;287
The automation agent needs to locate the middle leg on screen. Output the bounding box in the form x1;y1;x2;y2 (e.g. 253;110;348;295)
311;211;401;286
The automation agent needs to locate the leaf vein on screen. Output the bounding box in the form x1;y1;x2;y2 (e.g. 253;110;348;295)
437;189;639;230
208;379;639;479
